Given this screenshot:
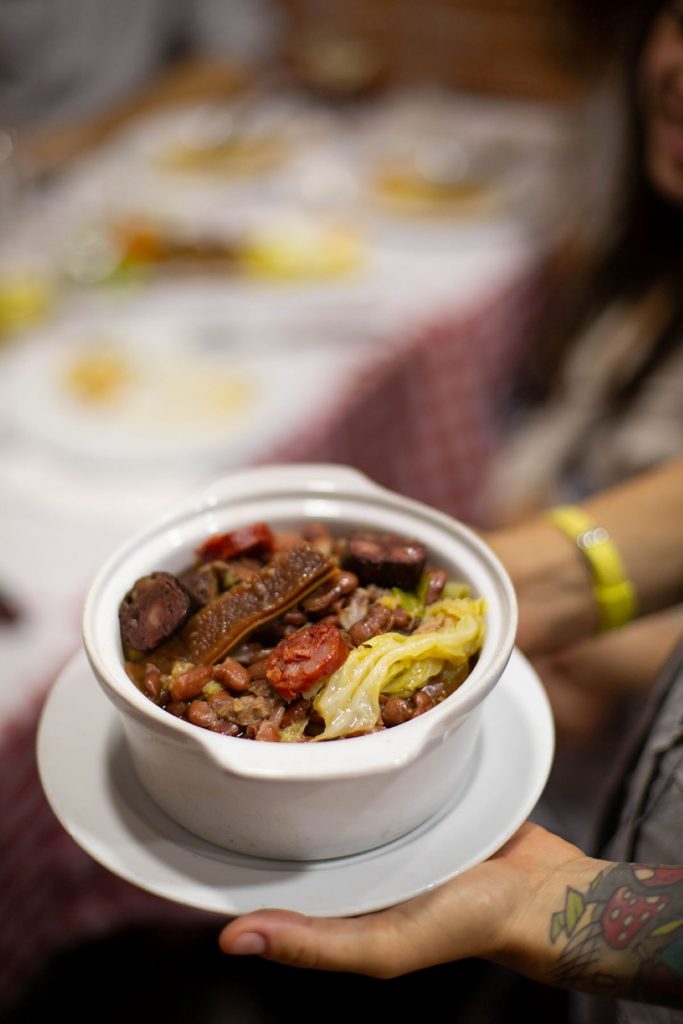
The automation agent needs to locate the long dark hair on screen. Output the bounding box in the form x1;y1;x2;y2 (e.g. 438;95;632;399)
526;0;683;403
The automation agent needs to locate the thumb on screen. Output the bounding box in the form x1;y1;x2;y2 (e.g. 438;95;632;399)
219;907;416;977
218;868;506;978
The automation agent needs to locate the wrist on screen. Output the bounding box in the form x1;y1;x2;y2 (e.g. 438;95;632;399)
546;506;636;633
493;853;609;982
486;519;599;654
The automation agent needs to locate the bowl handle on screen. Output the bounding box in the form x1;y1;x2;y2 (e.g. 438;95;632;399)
147;463;390;532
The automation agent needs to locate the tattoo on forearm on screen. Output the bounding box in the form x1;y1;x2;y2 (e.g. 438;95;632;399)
548;864;683;1007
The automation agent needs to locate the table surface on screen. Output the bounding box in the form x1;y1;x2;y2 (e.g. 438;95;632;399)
0;86;564;1009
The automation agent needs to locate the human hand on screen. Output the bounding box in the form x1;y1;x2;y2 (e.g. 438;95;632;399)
219;823;587;979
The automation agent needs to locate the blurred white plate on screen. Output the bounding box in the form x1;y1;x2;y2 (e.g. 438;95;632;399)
37;647;554;917
0;322;354;469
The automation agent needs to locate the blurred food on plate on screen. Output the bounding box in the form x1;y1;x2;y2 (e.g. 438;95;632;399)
371;164;497;218
59;338;253;434
158;130;288;178
63;213;364;284
0;272;54;336
113;219;243;273
369;133;505;218
241;216;364;279
62;345;134;405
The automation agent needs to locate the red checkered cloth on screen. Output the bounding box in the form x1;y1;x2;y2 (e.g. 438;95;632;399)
0;687;215;1013
0;257;548;1013
261;261;547;523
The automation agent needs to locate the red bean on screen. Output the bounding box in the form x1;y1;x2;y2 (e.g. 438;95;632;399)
207;691;235;718
170;665;214;701
390;607;411;630
302;571;359;615
254;721;280;742
213;657;251;692
188;700;219;730
166;700;189;717
381;697;414;727
423;569;448;605
230;642;266;666
212;720;242;736
282;609;307;626
248;657;270;681
349;603;392;646
143;663;162;699
413;690;435;716
422;680;448;702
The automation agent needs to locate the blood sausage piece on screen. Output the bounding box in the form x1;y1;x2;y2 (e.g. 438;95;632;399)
119;572;191;652
344;532;426;591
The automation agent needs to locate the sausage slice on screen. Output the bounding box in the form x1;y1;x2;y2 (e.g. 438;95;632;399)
119;571;191;652
343;532;426;590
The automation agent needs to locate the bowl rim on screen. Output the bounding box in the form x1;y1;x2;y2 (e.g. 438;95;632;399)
82;463;517;779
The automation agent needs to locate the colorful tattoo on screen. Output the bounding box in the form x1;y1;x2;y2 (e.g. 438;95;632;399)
548;864;683;1007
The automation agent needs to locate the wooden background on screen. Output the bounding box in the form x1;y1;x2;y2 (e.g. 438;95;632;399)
280;0;594;101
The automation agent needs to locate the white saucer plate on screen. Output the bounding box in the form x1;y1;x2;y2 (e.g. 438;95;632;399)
37;648;553;918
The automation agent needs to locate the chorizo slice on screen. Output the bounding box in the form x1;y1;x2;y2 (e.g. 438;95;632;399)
266;622;349;702
195;522;274;563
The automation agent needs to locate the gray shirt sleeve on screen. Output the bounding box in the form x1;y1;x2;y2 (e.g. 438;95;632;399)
584;645;683;1024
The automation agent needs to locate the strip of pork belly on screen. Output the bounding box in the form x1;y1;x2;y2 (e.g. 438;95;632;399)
134;542;335;674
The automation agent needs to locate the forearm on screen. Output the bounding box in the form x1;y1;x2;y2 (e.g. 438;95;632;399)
486;456;683;655
533;604;683;697
584;458;683;619
501;857;683;1008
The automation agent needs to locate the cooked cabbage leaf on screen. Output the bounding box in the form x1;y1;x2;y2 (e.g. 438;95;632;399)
313;597;485;740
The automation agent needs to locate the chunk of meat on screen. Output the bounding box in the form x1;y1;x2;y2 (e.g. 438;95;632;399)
266;622;349;701
142;542;335;671
343;532;426;590
119;572;191;652
230;693;283;726
177;564;221;606
195;523;274;563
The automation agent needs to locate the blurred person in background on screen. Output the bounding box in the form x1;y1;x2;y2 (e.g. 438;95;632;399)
0;0;285;175
483;0;683;524
474;0;683;844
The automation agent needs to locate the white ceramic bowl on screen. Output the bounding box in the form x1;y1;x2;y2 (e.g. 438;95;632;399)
82;464;517;860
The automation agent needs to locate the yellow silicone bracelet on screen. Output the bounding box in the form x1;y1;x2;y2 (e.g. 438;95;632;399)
546;505;637;632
